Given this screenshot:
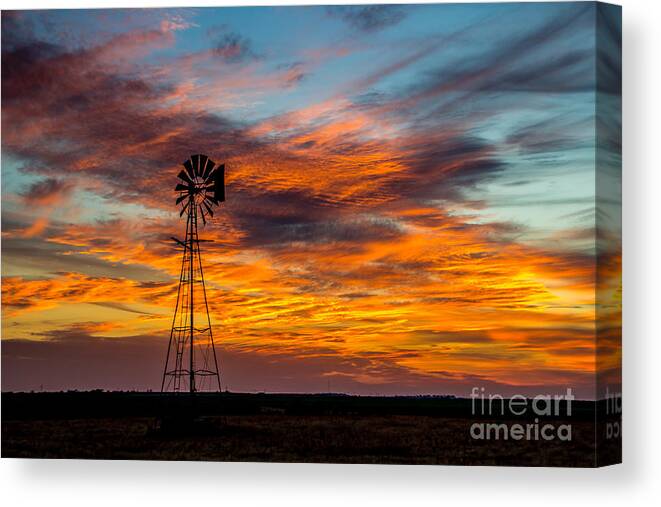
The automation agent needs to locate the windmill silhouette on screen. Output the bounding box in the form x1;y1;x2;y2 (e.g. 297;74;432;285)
161;154;225;393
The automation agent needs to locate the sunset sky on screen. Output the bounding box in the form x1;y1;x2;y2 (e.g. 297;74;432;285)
1;3;621;397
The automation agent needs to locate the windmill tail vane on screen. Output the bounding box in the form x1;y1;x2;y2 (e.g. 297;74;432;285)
161;154;225;393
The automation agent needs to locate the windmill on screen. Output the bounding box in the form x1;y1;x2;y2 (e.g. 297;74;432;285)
161;154;225;393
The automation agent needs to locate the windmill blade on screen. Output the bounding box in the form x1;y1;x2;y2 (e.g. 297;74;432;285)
175;183;192;192
202;199;214;217
183;159;195;180
176;194;188;205
177;170;192;184
179;200;190;217
202;159;216;180
191;155;200;176
197;155;208;177
199;205;207;225
204;194;218;206
214;164;225;202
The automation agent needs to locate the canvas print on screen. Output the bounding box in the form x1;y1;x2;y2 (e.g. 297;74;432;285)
1;2;621;466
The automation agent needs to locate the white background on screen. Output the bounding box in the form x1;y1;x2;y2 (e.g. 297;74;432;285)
1;0;659;505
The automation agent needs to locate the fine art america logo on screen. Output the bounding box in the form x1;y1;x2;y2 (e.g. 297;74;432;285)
469;387;574;442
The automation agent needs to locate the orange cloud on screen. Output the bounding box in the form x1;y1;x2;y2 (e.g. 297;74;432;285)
21;217;49;238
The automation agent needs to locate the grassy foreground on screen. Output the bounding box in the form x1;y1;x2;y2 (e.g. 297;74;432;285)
1;392;619;466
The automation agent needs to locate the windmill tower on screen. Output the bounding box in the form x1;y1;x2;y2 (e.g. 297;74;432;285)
161;154;225;393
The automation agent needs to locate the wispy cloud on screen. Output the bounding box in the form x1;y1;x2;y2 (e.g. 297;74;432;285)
326;5;407;33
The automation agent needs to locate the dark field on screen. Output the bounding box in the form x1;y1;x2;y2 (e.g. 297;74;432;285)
1;392;620;466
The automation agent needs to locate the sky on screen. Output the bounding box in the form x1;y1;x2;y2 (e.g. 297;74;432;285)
1;3;621;397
